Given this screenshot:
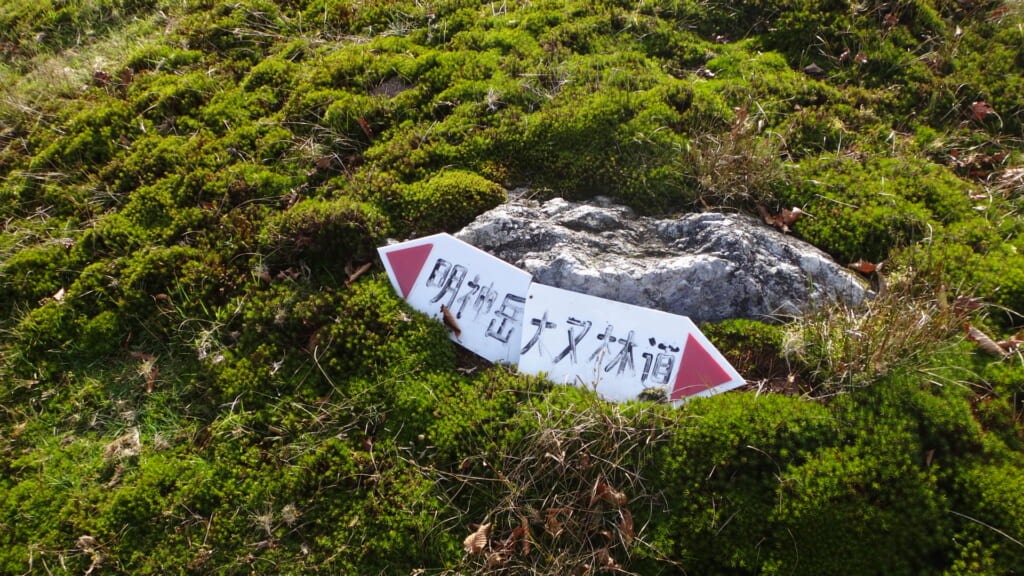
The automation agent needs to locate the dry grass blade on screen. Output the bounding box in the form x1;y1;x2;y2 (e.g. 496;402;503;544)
344;261;372;286
618;508;634;546
77;535;107;575
103;427;141;460
130;351;160;392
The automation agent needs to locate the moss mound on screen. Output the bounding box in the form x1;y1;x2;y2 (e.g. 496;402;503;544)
2;0;1024;574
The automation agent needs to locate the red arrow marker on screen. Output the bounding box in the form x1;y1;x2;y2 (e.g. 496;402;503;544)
671;333;732;400
384;243;433;298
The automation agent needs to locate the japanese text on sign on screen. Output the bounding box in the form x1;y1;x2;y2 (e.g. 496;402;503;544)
518;283;743;402
378;233;532;364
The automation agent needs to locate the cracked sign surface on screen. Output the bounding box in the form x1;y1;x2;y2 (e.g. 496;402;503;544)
378;233;533;365
518;283;744;402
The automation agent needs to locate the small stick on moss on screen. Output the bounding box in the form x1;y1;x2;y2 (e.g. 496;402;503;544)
344;261;372;287
441;305;461;339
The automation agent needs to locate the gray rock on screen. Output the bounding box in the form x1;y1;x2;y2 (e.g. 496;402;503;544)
455;197;871;324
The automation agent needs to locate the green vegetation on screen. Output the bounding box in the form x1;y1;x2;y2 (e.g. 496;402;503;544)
2;0;1024;573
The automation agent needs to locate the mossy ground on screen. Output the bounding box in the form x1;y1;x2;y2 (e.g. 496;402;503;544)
2;0;1024;574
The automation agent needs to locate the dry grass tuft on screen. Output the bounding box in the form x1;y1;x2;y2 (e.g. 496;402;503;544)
446;396;674;576
683;108;787;210
783;262;978;394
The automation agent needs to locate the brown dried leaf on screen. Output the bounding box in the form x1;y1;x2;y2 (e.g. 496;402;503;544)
441;304;462;338
277;267;301;281
997;328;1024;352
496;525;526;556
591;479;627;507
463;523;490;555
606;487;627;506
756;205;805;234
144;364;159;393
544;508;566;537
848;260;877;274
595;546;618;568
971;101;994;122
966;324;1010;358
953;295;983;312
356;117;374;140
731;105;749;138
519;514;531;555
579;452;592;469
779;207;805;227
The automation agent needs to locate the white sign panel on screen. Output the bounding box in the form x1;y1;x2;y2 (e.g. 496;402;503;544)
517;283;745;402
378;233;533;364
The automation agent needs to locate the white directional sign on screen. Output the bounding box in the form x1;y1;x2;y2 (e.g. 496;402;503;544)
379;234;746;402
518;283;745;402
378;233;533;365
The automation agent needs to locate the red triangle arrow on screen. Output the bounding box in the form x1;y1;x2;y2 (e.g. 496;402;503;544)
384;243;433;298
671;334;733;400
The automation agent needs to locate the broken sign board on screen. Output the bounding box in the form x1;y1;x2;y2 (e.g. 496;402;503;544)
517;282;745;402
378;233;533;365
